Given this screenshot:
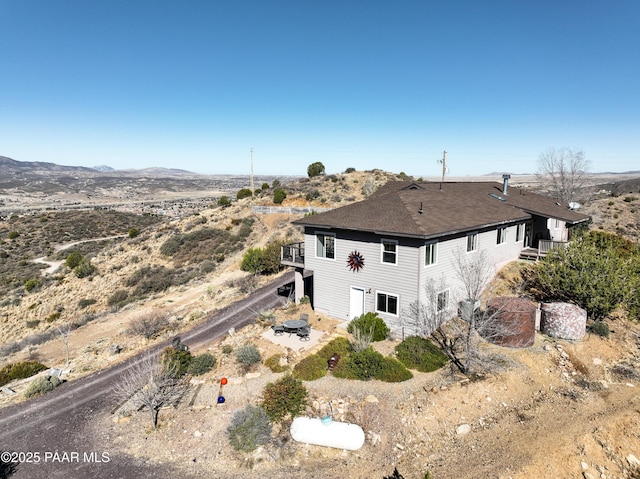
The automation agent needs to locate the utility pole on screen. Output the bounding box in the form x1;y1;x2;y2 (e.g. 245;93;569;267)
438;150;447;191
250;147;254;199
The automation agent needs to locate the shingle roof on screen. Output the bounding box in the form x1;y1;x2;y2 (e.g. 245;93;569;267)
293;181;590;239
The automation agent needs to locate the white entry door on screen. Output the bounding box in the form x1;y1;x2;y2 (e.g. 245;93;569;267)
349;287;365;320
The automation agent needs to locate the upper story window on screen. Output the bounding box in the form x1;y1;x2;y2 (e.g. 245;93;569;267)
466;232;478;252
381;239;398;264
515;223;525;242
425;241;438;266
316;232;335;259
554;219;561;229
497;227;507;245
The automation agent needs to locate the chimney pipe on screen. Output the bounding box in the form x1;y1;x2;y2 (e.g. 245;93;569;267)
502;174;511;195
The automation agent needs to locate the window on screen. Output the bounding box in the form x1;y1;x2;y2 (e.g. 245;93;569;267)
437;290;449;313
376;292;398;315
554;219;561;229
516;223;525;242
497;227;507;245
316;233;335;259
381;239;398;264
425;241;438;266
466;233;478;252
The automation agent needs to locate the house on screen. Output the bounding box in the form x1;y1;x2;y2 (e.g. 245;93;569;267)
281;176;590;336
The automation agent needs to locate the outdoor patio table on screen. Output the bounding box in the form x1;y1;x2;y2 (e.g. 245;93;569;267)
283;319;308;334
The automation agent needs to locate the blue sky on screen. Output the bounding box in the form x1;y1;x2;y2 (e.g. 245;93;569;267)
1;1;638;176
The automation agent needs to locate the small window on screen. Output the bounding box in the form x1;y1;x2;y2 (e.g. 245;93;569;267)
466;233;478;252
437;290;449;313
376;292;399;315
381;239;397;264
515;223;525;242
554;219;560;229
497;227;507;245
316;233;335;259
425;241;438;266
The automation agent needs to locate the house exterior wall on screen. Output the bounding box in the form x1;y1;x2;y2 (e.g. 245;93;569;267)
304;220;529;337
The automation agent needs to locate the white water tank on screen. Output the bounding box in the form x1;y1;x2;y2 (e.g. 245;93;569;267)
290;417;365;451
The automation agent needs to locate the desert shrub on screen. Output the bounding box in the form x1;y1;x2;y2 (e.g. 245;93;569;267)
344;167;356;173
235;344;261;369
45;311;61;323
347;312;390;342
128;312;168;340
222;344;233;355
160;235;184;256
264;354;289;373
128;227;140;238
261;374;308;422
236;275;258;294
73;257;96;278
161;346;193;378
226;405;272;452
0;361;48;387
307;161;325;178
26;319;40;328
292;354;329;381
305;189;321;201
24;375;61;398
199;260;216;274
8;231;19;239
24;278;40;292
78;298;97;309
241;248;265;274
589;321;610;338
395;336;449;372
273;189;287;204
65;251;84;269
217;195;232;207
126;265;175;295
107;289;129;308
187;353;217;376
338;347;385;380
376;357;414;382
236;188;253;200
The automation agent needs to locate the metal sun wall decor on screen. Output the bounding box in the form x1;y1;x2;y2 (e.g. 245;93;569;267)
347;251;365;272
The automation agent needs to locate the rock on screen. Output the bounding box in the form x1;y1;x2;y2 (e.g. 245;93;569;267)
245;372;261;380
194;430;203;437
365;395;379;403
627;454;640;467
582;473;595;479
109;344;122;355
593;357;603;365
456;424;471;435
581;461;589;470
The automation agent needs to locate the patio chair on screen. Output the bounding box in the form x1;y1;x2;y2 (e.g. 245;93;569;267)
297;326;311;341
299;313;309;325
272;324;285;336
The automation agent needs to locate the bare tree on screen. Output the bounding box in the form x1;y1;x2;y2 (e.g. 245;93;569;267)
535;147;590;204
127;310;169;340
56;322;73;366
403;250;522;374
114;354;191;428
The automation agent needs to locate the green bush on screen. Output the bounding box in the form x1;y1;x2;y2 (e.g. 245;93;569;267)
235;344;261;368
339;347;385;380
222;344;233;355
0;361;48;387
589;321;610;338
217;195;232;207
264;354;289;373
395;336;449;372
261;374;308;423
344;167;356;173
227;405;272;452
273;189;287;204
292;354;329;381
161;346;193;378
160;235;184;256
78;298;97;309
24;278;40;293
24;375;61;398
65;251;84;269
107;289;129;308
240;248;265;274
347;312;390;342
376;358;414;382
307;161;325;178
8;231;19;239
187;353;217;376
128;227;140;238
236;188;253;200
73;257;96;278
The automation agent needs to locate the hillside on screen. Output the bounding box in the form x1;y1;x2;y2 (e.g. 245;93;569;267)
1;168;640;478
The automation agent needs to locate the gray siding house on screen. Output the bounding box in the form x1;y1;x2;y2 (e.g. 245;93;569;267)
282;178;590;336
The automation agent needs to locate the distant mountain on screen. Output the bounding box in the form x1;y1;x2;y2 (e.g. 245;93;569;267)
93;165;114;172
0;156;98;174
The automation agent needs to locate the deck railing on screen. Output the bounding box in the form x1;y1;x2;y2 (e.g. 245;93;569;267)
281;242;305;266
538;240;568;256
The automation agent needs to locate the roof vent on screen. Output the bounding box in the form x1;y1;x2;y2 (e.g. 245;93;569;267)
419;201;423;214
502;174;511;195
489;193;506;202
